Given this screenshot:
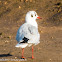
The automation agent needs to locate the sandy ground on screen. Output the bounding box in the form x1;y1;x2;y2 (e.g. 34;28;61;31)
0;0;62;62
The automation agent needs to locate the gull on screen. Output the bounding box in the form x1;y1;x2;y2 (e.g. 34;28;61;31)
15;11;41;59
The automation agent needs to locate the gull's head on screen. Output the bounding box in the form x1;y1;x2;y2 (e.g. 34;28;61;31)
25;11;41;28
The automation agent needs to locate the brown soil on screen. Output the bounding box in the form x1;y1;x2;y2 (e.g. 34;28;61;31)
0;0;62;62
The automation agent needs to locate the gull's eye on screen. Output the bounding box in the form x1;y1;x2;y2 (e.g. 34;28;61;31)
31;15;33;17
35;14;36;16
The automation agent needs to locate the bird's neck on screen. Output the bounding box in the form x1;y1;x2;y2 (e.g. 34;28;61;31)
25;20;38;28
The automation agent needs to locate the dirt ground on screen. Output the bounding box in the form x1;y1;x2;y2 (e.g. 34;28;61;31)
0;0;62;62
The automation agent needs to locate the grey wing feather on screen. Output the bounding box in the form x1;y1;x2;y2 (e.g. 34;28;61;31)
28;26;38;34
16;23;32;42
16;23;39;43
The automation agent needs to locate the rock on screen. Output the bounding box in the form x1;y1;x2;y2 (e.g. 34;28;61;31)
15;57;17;59
19;6;21;9
49;59;52;61
7;36;11;39
30;0;32;2
5;40;9;43
5;2;7;4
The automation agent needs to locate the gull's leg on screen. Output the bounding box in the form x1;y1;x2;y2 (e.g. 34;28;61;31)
21;48;25;59
32;45;34;59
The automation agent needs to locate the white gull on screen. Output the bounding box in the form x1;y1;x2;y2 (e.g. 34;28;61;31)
15;11;41;59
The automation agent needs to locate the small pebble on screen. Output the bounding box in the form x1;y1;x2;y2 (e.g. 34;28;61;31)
5;40;9;42
58;8;61;13
0;1;1;2
26;0;28;2
41;31;44;33
7;36;11;39
51;37;53;39
15;57;17;59
19;6;21;9
5;2;7;4
21;0;23;2
30;0;32;2
49;59;52;61
4;49;6;50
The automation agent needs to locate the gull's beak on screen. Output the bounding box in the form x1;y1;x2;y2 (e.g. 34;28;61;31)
37;16;42;19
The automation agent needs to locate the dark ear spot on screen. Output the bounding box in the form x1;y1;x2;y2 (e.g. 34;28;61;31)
31;15;33;17
35;14;36;16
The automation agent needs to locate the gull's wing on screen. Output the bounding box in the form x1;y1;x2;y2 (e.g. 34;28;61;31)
16;23;39;43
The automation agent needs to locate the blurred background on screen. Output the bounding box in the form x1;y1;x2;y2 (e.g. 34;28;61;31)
0;0;62;62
